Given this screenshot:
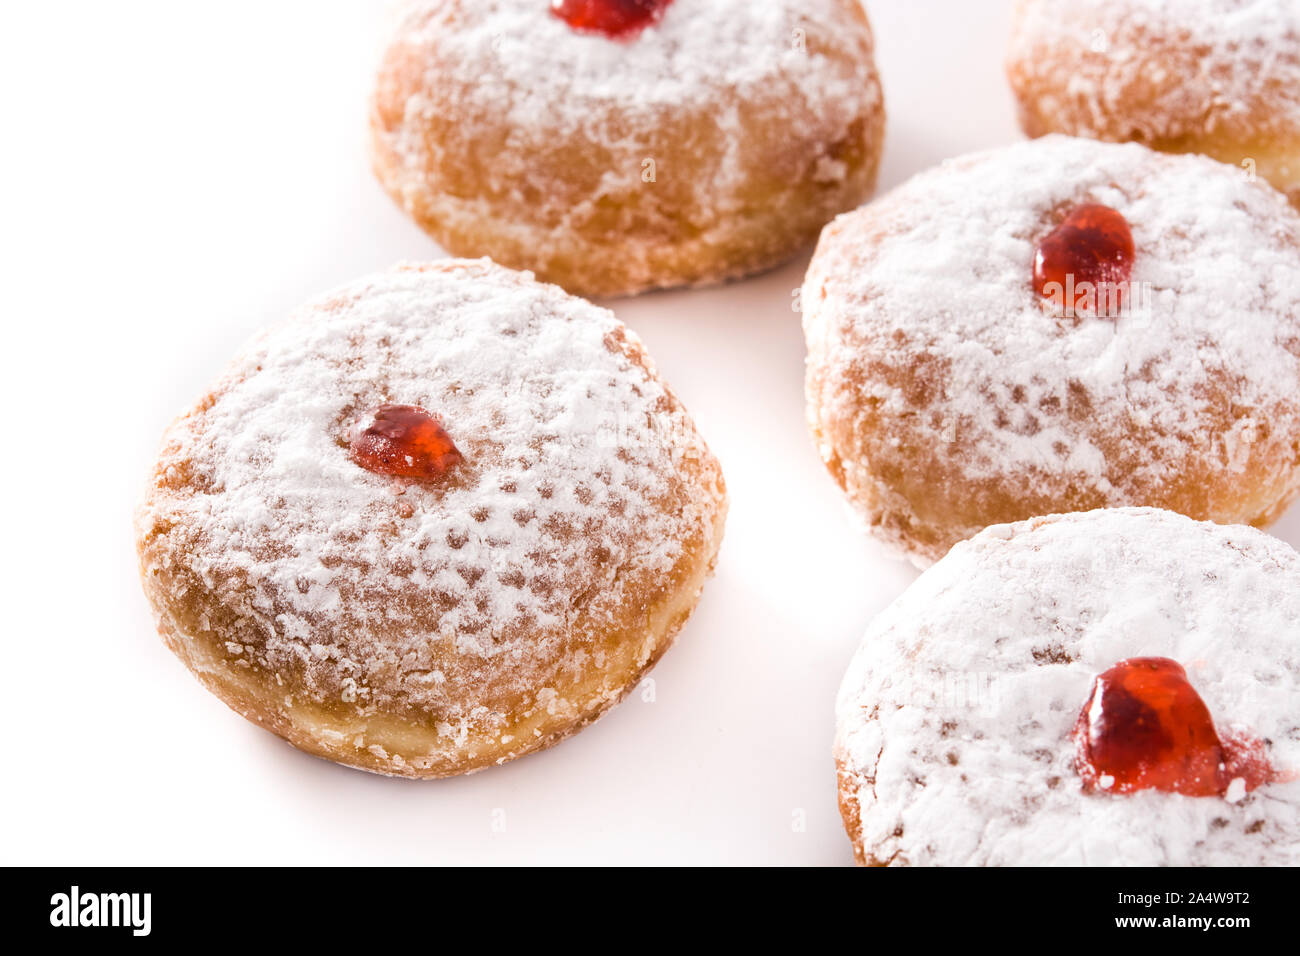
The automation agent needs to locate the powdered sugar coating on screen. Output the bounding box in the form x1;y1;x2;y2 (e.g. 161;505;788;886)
1009;0;1300;142
804;135;1300;562
384;0;876;168
835;508;1300;866
371;0;884;295
136;260;725;761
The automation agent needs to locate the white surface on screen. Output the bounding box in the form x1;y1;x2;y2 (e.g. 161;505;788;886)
5;0;1299;866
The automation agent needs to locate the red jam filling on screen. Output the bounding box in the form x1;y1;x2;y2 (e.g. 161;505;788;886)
1073;657;1272;797
349;404;462;483
551;0;673;38
1034;204;1135;316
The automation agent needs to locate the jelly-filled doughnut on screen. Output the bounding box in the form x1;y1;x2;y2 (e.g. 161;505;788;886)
803;135;1300;565
835;508;1300;866
370;0;885;297
1008;0;1300;208
135;260;728;778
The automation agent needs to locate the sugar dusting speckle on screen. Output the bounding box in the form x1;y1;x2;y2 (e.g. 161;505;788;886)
836;508;1300;866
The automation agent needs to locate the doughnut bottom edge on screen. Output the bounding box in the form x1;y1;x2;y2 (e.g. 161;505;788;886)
141;502;727;779
369;152;882;300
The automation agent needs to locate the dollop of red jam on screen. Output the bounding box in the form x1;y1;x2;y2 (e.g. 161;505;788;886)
551;0;673;38
349;404;462;483
1073;657;1273;797
1034;203;1135;316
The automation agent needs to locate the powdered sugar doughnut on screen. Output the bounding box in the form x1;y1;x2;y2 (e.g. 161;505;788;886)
803;135;1300;565
370;0;884;298
1008;0;1300;208
135;260;727;778
835;508;1300;866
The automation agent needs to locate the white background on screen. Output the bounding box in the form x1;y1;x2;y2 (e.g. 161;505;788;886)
7;0;1299;866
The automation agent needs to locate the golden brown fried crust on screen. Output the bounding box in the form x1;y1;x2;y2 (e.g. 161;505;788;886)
835;755;870;867
807;367;1300;566
139;490;726;778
